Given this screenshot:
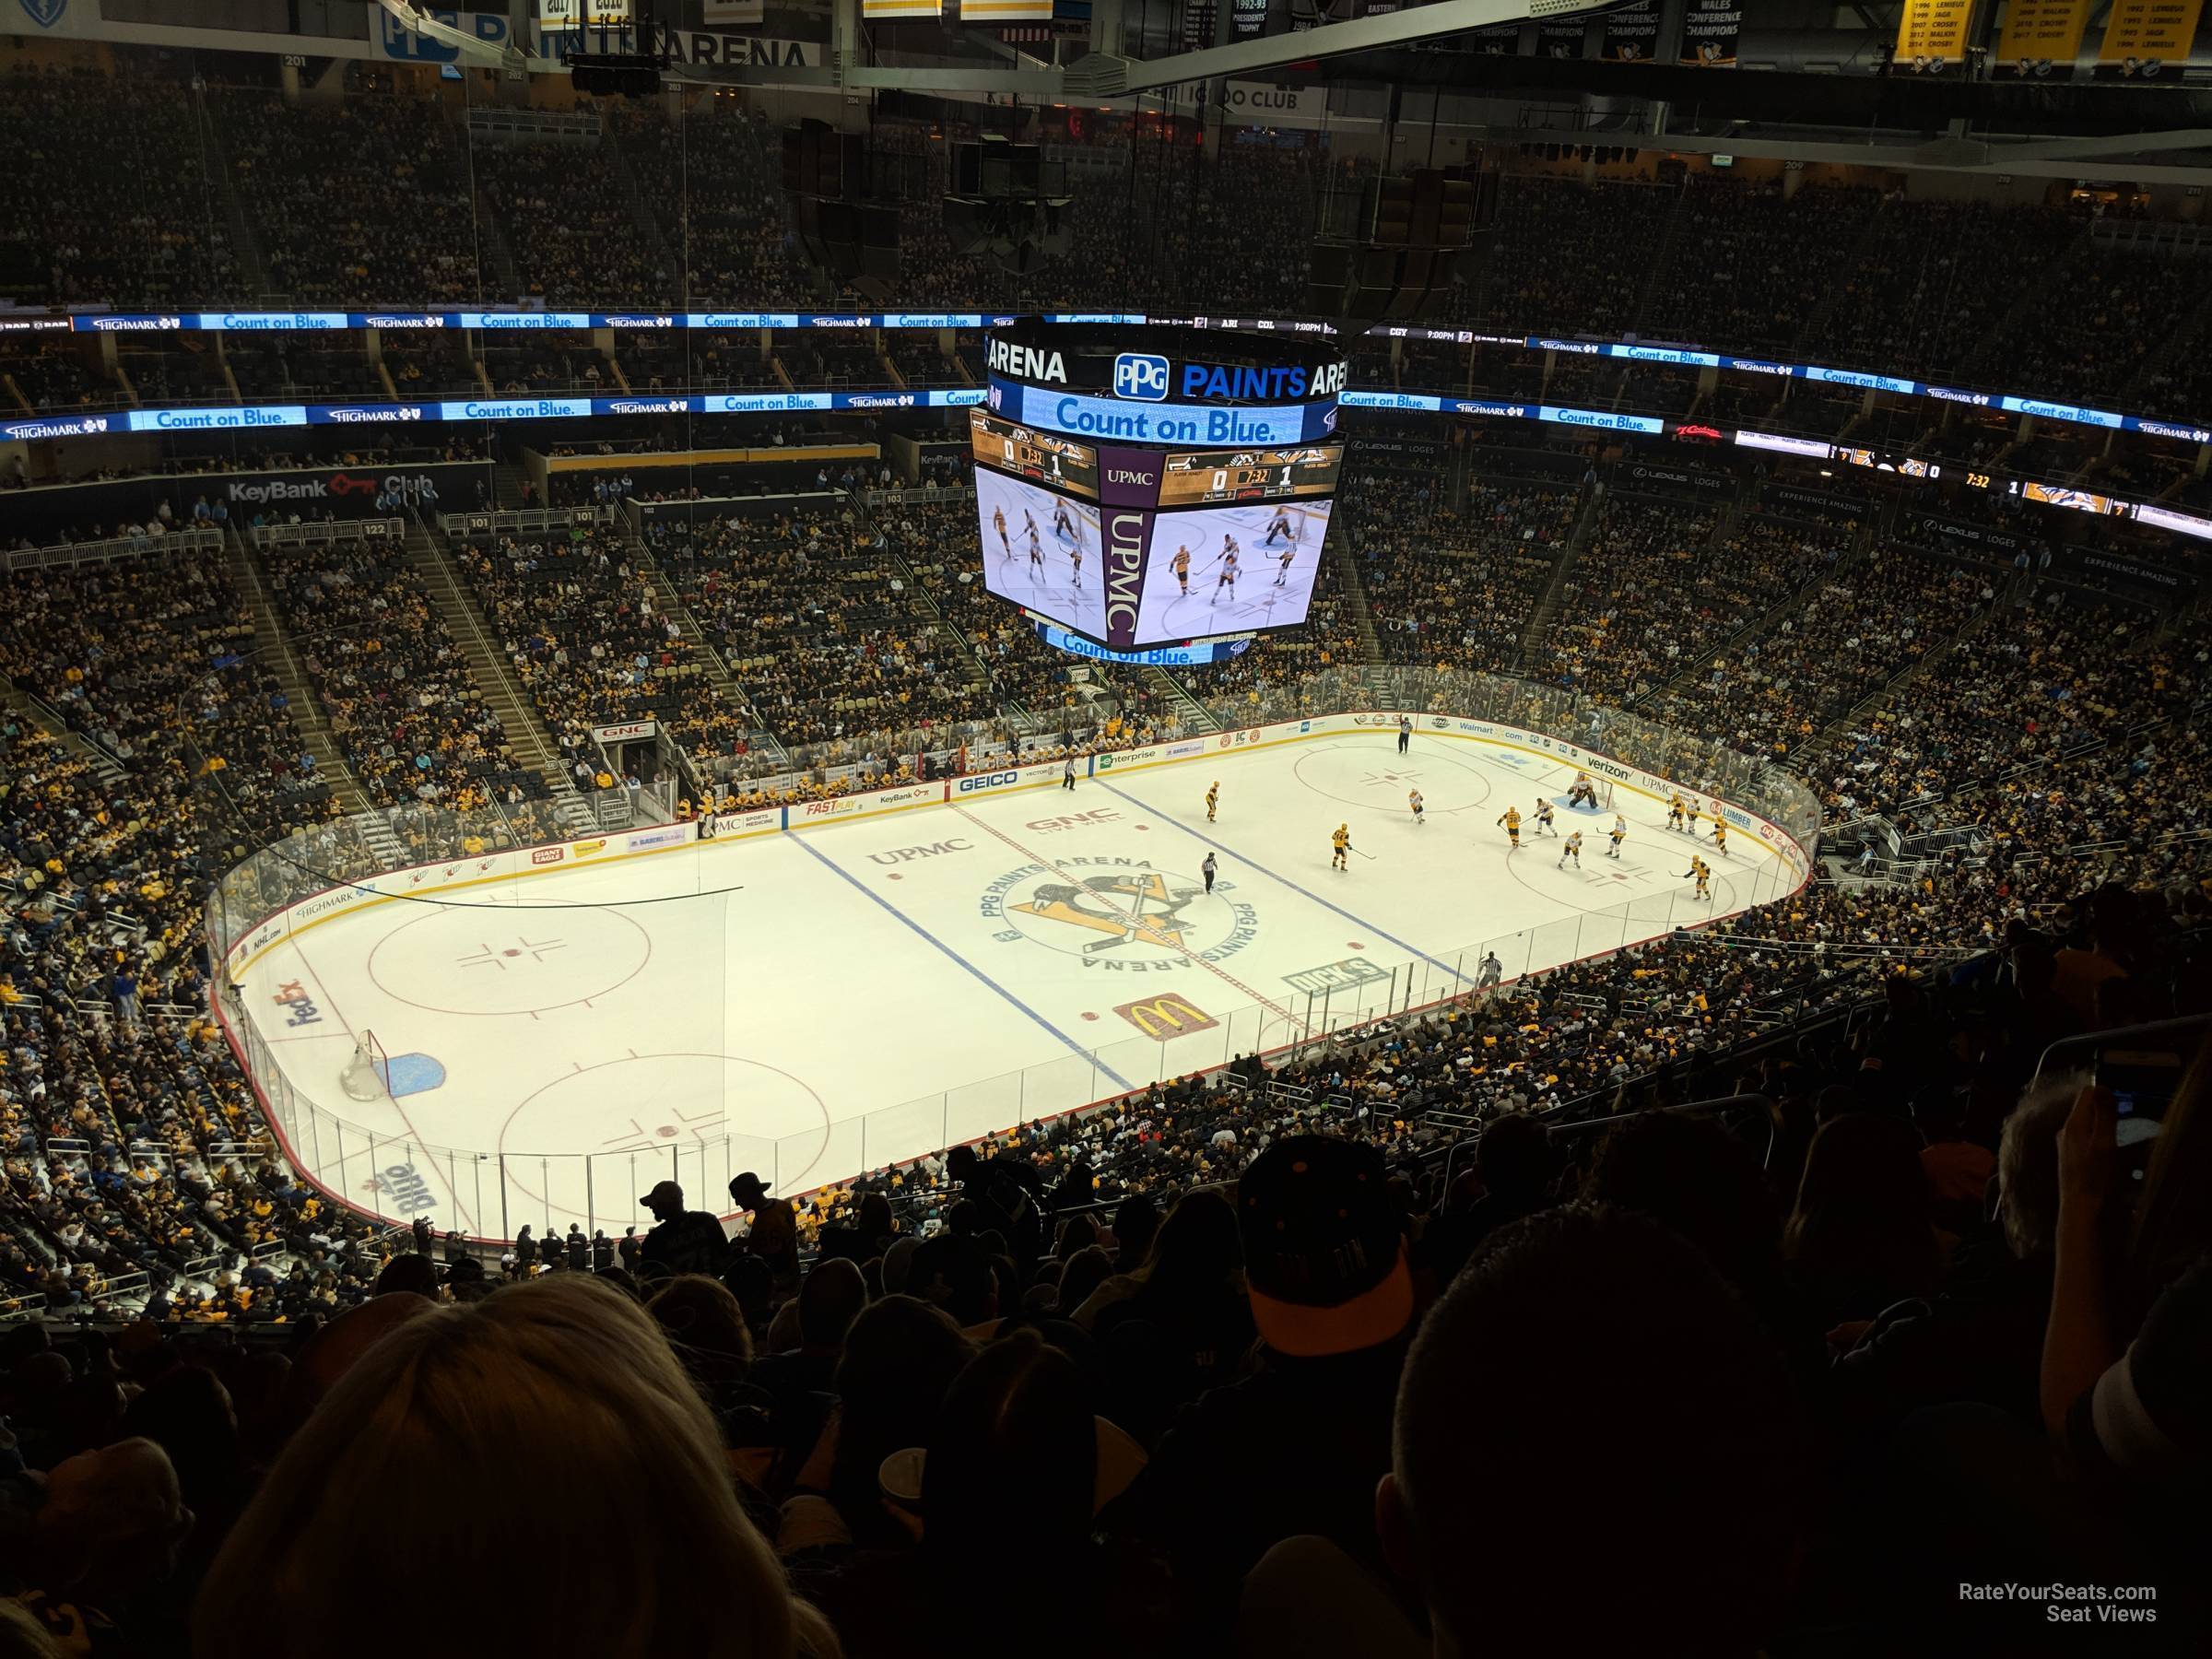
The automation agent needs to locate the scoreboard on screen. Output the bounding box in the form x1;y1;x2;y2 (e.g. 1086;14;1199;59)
970;410;1100;499
1158;444;1343;507
973;319;1348;656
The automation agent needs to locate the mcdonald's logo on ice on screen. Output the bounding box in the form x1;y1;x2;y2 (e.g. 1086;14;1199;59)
1113;993;1218;1041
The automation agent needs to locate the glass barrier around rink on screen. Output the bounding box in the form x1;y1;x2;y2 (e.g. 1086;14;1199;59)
203;666;1820;1242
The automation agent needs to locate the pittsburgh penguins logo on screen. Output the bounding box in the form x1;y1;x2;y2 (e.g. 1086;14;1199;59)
982;862;1259;970
1013;872;1206;955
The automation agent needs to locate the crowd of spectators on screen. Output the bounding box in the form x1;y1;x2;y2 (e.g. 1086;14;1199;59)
472;138;673;308
1357;472;1581;675
0;65;235;309
1640;530;1960;764
458;525;744;769
658;504;997;753
214;85;479;306
611;100;818;306
253;526;545;812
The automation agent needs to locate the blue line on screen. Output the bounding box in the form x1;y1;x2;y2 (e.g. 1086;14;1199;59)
1092;781;1476;988
787;832;1135;1092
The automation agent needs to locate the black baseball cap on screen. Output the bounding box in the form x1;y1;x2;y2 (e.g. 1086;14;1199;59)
1237;1135;1413;1358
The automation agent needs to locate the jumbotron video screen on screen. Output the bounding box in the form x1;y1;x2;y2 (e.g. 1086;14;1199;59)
970;407;1341;651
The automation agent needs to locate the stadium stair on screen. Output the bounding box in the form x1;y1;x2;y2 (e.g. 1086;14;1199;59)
195;90;272;299
400;517;592;825
1331;533;1382;664
1517;479;1604;673
223;529;371;818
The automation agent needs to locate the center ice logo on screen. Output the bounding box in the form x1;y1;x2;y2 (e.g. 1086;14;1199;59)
980;857;1257;971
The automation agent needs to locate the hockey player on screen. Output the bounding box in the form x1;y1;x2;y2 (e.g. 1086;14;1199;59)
1067;541;1083;587
1667;793;1686;831
1535;799;1557;837
1397;713;1411;755
1275;543;1296;586
1607;814;1628;858
1567;771;1598;810
1685;799;1702;837
1202;850;1218;894
1264;508;1294;546
1172;545;1193;595
1027;522;1045;575
1331;823;1352;872
1558;830;1583;870
993;504;1011;559
1206;780;1220;822
1408;788;1425;825
1680;856;1712;901
1214;545;1240;604
1052;500;1074;542
1497;806;1522;850
1710;819;1728;856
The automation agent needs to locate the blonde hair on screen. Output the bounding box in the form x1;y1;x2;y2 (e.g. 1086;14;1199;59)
195;1275;837;1659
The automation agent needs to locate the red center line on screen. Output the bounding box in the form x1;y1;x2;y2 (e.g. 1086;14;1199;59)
952;805;1310;1036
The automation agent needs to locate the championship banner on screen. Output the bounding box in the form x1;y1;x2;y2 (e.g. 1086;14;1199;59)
1994;0;2092;78
1895;0;1975;69
2096;0;2206;76
1679;0;1741;65
866;0;944;14
1469;20;1520;53
1536;16;1587;58
1601;1;1660;62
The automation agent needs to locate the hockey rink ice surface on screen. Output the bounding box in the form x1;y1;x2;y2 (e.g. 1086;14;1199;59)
232;731;1797;1236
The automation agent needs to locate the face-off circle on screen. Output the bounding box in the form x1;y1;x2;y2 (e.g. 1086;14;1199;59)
1292;739;1492;814
500;1052;834;1194
367;904;652;1016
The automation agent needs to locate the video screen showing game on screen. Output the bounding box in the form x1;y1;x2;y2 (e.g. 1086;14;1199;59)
1134;498;1336;642
974;465;1109;642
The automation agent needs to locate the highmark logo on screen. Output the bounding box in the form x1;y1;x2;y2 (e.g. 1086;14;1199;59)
979;858;1256;974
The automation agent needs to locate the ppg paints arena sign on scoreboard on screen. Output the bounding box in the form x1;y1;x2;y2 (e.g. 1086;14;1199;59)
983;321;1347;448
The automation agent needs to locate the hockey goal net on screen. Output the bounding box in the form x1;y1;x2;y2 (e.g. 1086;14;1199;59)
339;1030;391;1103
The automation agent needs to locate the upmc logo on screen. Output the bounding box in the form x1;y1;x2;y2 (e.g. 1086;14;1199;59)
1113;353;1170;401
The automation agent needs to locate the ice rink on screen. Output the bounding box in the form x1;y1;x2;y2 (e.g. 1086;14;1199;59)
229;729;1799;1238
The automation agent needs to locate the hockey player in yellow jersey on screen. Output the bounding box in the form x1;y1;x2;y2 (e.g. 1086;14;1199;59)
1667;794;1686;831
1497;806;1522;849
1709;818;1728;856
1206;781;1219;822
1606;814;1628;858
1558;830;1583;870
1331;823;1351;871
1679;856;1712;901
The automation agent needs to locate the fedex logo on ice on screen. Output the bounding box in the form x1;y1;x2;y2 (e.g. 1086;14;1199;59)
1113;353;1171;401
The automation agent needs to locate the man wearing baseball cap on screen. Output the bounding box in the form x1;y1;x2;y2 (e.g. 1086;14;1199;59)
636;1180;728;1282
1105;1135;1416;1638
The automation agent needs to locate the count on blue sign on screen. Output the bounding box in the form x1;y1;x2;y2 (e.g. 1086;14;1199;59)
1113;353;1171;401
